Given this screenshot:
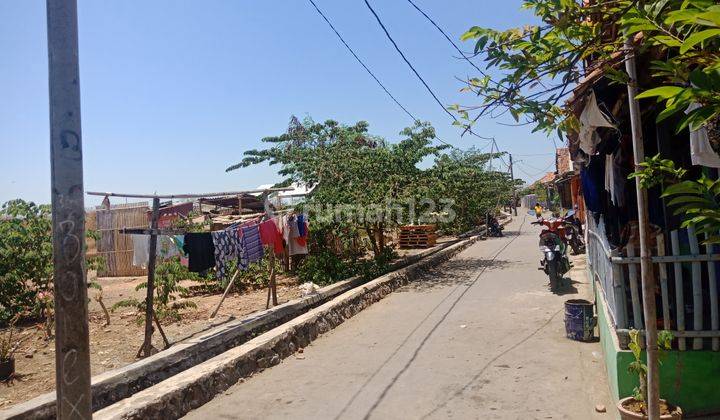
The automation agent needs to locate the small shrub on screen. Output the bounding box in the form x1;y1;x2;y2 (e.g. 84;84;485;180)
113;257;197;324
297;246;398;286
297;251;352;286
0;200;53;324
627;328;673;413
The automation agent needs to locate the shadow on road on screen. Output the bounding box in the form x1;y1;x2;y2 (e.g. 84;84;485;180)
399;258;513;293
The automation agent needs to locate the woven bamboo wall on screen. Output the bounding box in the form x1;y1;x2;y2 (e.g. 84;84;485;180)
94;203;149;277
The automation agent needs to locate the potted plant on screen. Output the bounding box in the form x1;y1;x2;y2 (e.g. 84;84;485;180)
617;329;682;419
0;315;23;381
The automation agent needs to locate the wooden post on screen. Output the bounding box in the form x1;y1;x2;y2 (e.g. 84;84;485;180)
626;246;644;329
153;313;171;349
656;234;671;332
624;36;660;419
706;234;719;351
270;251;278;306
47;0;92;417
263;195;279;307
671;230;687;351
611;250;629;329
141;197;161;357
687;226;704;350
210;269;240;319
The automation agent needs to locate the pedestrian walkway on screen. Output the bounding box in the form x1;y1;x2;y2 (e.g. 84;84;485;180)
184;215;612;419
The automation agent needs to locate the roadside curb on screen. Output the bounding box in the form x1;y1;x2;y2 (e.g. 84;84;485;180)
94;230;490;419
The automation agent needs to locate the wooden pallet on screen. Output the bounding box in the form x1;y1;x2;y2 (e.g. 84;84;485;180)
399;225;437;249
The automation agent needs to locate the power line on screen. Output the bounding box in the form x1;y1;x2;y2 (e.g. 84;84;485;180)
517;159;555;173
513;152;555;157
514;164;543;179
307;0;416;122
404;0;490;79
363;0;494;142
514;160;555;178
306;0;461;151
489;138;509;169
403;0;525;169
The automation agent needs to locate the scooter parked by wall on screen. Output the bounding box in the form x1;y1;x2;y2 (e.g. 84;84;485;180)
563;209;585;255
529;211;571;291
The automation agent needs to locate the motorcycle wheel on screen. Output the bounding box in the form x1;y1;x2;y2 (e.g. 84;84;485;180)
547;259;561;291
570;237;582;255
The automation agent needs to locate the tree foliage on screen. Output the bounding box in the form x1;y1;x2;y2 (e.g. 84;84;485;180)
459;0;720;236
228;117;449;256
428;149;518;232
0;200;53;324
228;117;518;282
0;199;107;326
457;0;720;137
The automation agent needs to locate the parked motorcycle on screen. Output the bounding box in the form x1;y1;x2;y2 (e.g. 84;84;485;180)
563;209;585;255
529;212;571;291
486;214;504;237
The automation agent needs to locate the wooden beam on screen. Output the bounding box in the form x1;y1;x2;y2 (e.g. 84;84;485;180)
140;197;161;358
86;187;293;200
612;254;720;264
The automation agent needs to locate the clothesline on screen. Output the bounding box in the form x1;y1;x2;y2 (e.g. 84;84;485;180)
127;213;309;277
86;187;294;199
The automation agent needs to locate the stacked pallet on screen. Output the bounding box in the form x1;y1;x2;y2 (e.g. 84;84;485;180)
399;225;437;249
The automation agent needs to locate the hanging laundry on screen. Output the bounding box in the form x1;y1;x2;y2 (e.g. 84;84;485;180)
581;156;604;214
259;218;284;254
131;234;150;268
169;235;189;267
158;235;180;259
579;91;616;155
604;150;626;207
183;232;215;273
604;154;615;203
281;214;293;243
131;235;179;268
296;214;308;248
286;214;308;256
297;214;307;237
212;228;240;280
239;224;264;269
687;103;720;168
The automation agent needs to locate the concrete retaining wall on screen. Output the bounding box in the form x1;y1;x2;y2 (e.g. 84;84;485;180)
94;234;484;419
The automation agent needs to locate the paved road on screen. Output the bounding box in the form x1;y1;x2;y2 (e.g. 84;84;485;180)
185;216;611;419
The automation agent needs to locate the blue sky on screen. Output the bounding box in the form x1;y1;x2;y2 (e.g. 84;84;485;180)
0;1;556;206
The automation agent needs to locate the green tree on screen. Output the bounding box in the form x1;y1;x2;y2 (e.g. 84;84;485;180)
428;149;518;233
457;0;720;136
227;116;446;256
457;0;720;237
0;200;53;324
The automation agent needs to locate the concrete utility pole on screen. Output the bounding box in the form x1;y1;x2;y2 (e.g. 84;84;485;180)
509;153;517;215
624;36;660;419
46;0;92;418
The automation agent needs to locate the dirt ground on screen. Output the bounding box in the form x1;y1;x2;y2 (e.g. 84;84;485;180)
0;275;302;409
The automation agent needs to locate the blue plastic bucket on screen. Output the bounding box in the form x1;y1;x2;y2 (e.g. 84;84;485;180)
564;299;595;342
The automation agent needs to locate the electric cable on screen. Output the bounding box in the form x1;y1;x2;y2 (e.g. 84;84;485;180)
307;0;463;151
363;0;494;142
